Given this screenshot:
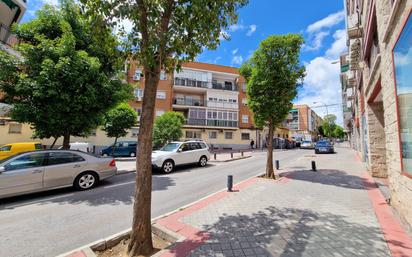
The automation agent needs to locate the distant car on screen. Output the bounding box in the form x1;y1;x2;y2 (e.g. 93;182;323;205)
58;142;94;153
314;141;334;154
0;142;43;160
300;141;314;149
101;141;137;157
0;150;117;199
151;140;210;173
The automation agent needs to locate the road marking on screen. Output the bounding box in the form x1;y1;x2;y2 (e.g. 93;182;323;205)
1;193;75;209
104;181;135;189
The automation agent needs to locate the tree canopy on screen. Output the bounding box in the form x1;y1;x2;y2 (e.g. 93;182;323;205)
103;103;138;146
240;34;305;179
322;114;337;138
153;111;185;148
0;0;132;148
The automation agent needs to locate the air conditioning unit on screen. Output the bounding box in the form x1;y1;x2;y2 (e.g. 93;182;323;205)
136;97;142;102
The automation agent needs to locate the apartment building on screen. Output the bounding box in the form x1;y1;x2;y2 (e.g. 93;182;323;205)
343;0;412;227
287;104;323;142
127;61;264;149
0;0;26;56
339;53;354;141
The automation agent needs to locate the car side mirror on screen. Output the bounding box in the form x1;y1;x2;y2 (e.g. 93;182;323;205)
177;148;182;153
0;167;4;174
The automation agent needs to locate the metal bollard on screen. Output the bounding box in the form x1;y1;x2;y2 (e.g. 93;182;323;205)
241;151;244;157
214;153;217;160
93;145;96;154
227;175;233;192
275;160;280;170
311;161;317;171
231;152;233;158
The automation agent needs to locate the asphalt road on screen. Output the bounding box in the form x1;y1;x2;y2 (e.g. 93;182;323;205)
0;149;307;257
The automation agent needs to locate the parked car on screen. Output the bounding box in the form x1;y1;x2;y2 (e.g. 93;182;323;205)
300;141;314;149
0;150;117;199
101;141;137;157
151;140;210;173
314;141;335;154
0;142;43;160
58;142;94;152
273;138;287;149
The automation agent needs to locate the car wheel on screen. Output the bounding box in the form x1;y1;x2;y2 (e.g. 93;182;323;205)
74;172;98;190
162;160;174;174
199;156;207;167
130;152;136;157
315;150;319;154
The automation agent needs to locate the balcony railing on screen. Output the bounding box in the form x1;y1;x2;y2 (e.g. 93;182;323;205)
185;119;238;128
174;77;209;88
186;119;207;126
174;98;205;107
212;82;238;91
0;23;18;46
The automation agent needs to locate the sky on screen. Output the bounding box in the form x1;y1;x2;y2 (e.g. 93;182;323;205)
22;0;347;125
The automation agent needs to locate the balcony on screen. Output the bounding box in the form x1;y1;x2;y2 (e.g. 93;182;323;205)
0;23;18;46
174;77;209;89
173;97;205;107
185;119;238;128
211;81;238;91
186;118;207;126
347;13;363;39
350;39;361;70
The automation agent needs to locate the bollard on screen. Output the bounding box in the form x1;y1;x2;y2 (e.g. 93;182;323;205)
311;161;317;171
214;153;217;160
275;160;280;170
231;152;233;158
93;145;96;154
227;175;233;192
241;151;244;157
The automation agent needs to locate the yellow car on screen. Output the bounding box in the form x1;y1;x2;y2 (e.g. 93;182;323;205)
0;142;43;160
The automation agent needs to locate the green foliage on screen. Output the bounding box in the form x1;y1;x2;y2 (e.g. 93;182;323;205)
240;34;306;129
333;125;344;139
322;114;337;138
153;112;185;148
0;0;132;143
103;103;138;139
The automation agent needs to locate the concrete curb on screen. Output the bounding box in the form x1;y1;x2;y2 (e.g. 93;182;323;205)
209;155;252;163
116;169;135;175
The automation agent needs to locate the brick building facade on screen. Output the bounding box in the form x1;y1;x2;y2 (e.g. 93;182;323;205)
343;0;412;226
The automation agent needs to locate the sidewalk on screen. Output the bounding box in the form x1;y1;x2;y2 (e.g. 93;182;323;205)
154;147;412;257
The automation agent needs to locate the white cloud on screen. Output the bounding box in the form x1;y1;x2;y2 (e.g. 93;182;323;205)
325;29;347;58
394;47;412;66
246;25;257;36
229;24;245;32
304;31;330;51
232;48;238;55
306;10;345;33
219;30;230;41
42;0;59;6
213;56;222;64
231;55;243;66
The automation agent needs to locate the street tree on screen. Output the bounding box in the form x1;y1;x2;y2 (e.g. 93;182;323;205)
333;125;344;139
80;0;248;255
0;0;131;149
153;112;185;149
103;103;138;155
240;34;305;179
322;114;337;138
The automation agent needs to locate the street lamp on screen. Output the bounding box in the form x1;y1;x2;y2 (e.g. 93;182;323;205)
313;101;329;116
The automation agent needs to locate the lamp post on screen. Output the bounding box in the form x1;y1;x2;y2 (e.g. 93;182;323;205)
313;101;329;116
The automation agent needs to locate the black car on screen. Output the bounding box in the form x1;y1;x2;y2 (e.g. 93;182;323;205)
314;140;334;154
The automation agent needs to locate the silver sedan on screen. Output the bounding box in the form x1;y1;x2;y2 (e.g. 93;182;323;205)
0;150;117;199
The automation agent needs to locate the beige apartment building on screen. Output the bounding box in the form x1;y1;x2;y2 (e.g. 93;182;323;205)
287;104;323;142
343;0;412;227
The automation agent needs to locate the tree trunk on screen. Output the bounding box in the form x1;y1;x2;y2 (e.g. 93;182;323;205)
266;120;276;179
112;137;118;156
62;132;70;149
50;137;58;149
128;68;160;256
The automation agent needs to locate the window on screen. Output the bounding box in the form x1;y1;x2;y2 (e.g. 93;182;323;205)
0;145;11;152
90;129;97;136
47;152;85;166
242;83;247;92
224;132;233;139
160;71;167;80
5;153;46;171
209;131;217;139
134;69;142;80
393;13;412;174
134;89;143;98
131;128;139;137
9;123;22;134
180;143;191;152
242;98;247;106
242;115;249;123
156;91;166;99
156;110;165;117
241;133;250;140
185;130;201;139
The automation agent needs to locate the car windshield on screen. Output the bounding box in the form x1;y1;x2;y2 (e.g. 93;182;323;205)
160;143;180;152
302;141;311;144
316;141;330;146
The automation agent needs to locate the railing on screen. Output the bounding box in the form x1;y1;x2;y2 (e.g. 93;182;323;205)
173;98;205;107
186;119;207;126
0;23;18;46
212;82;238;91
174;77;209;88
185;119;238;128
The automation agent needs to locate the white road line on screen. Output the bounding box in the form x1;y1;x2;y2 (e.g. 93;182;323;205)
104;181;135;189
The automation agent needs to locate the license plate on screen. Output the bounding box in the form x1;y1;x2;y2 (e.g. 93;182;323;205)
320;148;327;152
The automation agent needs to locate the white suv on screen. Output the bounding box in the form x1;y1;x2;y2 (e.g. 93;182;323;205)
151;140;210;173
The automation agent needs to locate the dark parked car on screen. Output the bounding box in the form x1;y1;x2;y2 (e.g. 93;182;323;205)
314;141;334;154
101;141;137;157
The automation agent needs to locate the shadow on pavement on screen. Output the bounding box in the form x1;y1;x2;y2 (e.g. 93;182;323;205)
172;206;392;257
281;169;376;190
